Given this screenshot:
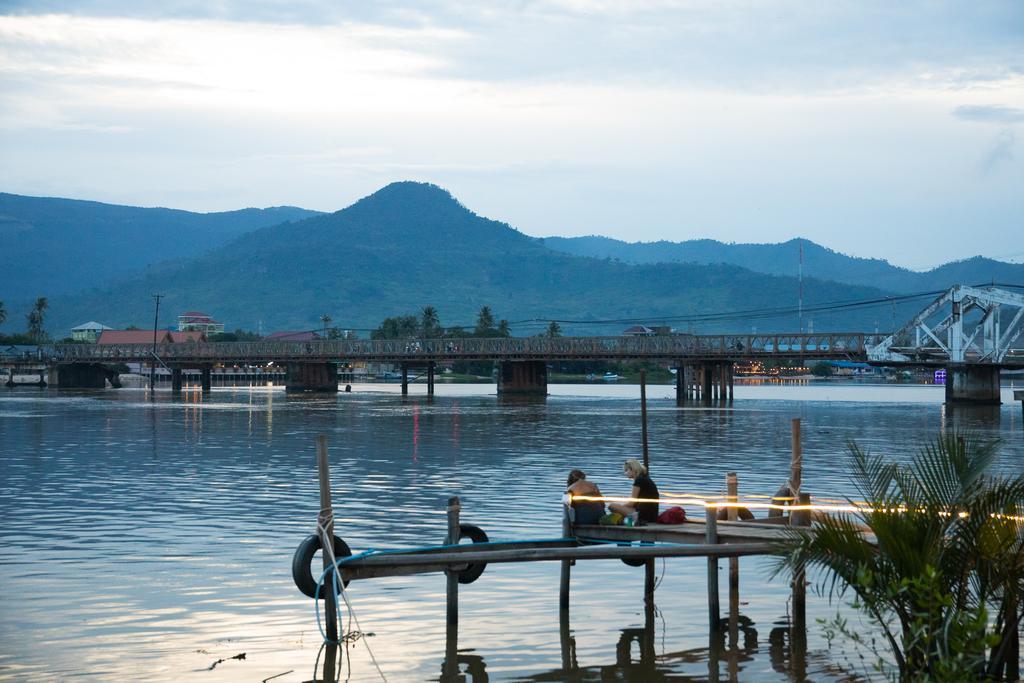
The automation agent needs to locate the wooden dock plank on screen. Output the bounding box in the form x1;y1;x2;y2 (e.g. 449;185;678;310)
339;541;777;581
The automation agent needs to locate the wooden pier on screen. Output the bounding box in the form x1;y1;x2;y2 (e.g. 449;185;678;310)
295;418;836;680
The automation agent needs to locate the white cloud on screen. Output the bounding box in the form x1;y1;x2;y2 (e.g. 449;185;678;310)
0;5;1021;268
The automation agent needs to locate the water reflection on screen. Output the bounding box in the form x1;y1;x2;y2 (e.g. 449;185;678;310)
2;384;1021;681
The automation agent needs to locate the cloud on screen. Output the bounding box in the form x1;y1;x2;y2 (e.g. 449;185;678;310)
953;105;1024;124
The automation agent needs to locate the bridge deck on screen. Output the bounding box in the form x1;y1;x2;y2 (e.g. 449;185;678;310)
48;333;881;365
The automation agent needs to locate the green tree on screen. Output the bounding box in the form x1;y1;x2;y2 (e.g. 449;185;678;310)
497;319;510;337
26;297;48;343
776;434;1024;681
546;321;562;338
421;306;441;337
811;361;832;377
371;315;418;340
475;306;495;336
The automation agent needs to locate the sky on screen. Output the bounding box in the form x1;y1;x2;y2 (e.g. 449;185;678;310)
0;1;1022;270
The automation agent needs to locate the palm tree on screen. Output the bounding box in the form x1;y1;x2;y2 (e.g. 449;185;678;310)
776;434;1024;681
26;297;48;342
421;306;440;337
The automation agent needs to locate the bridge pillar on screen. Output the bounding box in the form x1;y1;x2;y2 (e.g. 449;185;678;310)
171;368;183;394
497;361;547;396
55;363;108;388
945;365;1001;405
701;363;713;405
201;366;212;394
675;366;685;406
427;361;436;396
285;362;338;393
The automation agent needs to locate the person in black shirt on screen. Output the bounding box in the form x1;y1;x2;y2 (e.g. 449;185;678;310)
609;458;659;524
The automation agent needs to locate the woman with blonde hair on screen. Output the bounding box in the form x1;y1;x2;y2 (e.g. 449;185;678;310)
609;458;659;524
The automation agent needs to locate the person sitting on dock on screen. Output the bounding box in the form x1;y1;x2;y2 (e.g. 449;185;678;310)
566;469;605;525
609;458;659;525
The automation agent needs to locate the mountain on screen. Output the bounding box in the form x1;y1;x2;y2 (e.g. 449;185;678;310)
41;182;913;336
0;193;322;301
540;236;1024;293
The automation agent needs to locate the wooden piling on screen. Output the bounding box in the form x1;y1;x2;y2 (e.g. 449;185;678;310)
446;497;461;626
791;491;810;642
640;369;649;472
726;472;739;646
790;418;802;493
728;362;734;401
560;503;572;610
706;506;719;629
316;435;338;643
401;362;409;396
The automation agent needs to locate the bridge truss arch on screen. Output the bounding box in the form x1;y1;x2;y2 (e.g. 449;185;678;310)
867;285;1024;366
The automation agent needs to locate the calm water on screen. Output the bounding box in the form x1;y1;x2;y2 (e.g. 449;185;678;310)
1;381;1021;682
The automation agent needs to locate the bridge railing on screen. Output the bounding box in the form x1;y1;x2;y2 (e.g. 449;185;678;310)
48;332;878;364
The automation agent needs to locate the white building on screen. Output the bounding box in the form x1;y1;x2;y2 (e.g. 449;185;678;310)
70;321;112;342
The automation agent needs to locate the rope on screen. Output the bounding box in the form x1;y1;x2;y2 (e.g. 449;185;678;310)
316;510;388;683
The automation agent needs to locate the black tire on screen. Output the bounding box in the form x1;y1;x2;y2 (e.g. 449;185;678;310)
456;523;489;584
292;534;352;599
717;506;755;521
621;542;651;567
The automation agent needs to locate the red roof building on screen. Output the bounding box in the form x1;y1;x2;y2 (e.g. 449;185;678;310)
97;330;206;345
97;330;174;345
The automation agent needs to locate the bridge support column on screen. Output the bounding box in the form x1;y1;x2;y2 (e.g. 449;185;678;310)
286;362;338;393
945;365;1001;405
201;366;212;394
55;363;108;388
171;368;183;394
498;361;547;396
701;364;713;405
675;366;685;406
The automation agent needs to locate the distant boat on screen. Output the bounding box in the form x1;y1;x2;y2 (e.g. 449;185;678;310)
602;372;621;382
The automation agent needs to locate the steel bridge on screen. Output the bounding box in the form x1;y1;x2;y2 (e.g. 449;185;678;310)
49;331;882;365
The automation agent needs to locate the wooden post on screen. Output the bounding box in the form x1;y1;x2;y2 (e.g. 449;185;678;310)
428;361;435;397
726;473;739;647
200;366;211;394
316;435;338;644
559;604;576;673
640;369;649;472
675;366;685;406
728;362;734;401
401;362;409;396
706;505;719;629
446;497;461;626
790;418;802;494
792;491;810;652
560;503;572;610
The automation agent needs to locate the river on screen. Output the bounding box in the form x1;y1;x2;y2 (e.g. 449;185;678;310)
1;381;1021;681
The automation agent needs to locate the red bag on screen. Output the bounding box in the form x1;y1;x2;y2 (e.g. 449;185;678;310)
657;506;686;524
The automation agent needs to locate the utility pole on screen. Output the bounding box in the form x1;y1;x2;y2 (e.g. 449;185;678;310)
798;241;803;334
151;293;164;392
